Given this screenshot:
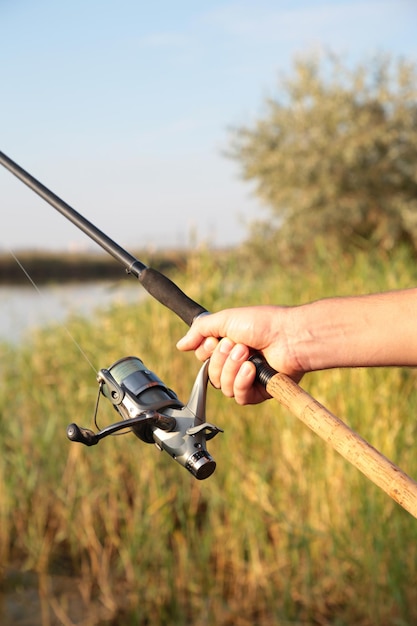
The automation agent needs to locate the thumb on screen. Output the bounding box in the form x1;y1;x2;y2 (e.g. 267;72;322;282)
176;311;227;350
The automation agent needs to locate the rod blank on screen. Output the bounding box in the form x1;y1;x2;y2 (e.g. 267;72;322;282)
0;151;207;325
0;151;143;274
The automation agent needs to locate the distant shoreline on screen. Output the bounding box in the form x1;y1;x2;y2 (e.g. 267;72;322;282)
0;249;189;285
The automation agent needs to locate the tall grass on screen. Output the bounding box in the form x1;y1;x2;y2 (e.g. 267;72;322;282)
1;244;417;625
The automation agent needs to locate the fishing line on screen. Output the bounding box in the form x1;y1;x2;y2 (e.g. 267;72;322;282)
8;249;97;372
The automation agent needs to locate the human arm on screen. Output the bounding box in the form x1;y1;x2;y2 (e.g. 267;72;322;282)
176;288;417;405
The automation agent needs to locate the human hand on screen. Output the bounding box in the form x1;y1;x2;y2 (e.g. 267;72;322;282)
176;306;305;405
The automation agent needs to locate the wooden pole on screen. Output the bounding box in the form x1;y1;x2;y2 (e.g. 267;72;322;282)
266;371;417;519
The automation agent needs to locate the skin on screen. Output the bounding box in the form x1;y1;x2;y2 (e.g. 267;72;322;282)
176;288;417;405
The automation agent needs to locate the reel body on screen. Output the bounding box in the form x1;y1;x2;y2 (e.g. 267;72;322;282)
67;356;223;480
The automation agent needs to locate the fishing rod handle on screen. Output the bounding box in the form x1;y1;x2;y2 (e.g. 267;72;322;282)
138;266;207;326
250;355;417;519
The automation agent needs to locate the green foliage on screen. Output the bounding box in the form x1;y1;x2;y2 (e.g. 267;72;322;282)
1;246;417;624
229;52;417;258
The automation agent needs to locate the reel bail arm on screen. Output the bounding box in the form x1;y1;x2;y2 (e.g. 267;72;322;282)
66;411;166;446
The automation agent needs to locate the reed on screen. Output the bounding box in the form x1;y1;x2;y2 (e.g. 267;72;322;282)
1;244;417;625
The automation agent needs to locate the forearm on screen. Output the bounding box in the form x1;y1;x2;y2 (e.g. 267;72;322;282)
294;288;417;372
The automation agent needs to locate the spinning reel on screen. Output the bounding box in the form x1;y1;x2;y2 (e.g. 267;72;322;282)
67;356;223;480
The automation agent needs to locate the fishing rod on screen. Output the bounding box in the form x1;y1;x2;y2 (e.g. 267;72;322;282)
2;150;417;516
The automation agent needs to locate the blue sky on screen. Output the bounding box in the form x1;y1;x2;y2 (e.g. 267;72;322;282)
1;0;417;252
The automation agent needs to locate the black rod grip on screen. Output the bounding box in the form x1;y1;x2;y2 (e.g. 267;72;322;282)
248;354;278;388
138;267;207;326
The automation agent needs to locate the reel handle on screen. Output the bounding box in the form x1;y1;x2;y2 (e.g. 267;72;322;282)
67;423;98;446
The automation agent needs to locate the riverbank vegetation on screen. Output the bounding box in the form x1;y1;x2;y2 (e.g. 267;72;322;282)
0;249;190;285
1;243;417;625
229;53;417;259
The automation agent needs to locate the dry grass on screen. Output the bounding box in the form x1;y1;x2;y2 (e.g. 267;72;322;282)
1;244;417;625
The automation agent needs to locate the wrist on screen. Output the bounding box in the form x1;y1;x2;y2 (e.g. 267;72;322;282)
292;298;357;372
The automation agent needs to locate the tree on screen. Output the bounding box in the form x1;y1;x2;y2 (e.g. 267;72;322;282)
229;52;417;257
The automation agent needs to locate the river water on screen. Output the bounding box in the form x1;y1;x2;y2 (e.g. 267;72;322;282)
0;280;143;343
